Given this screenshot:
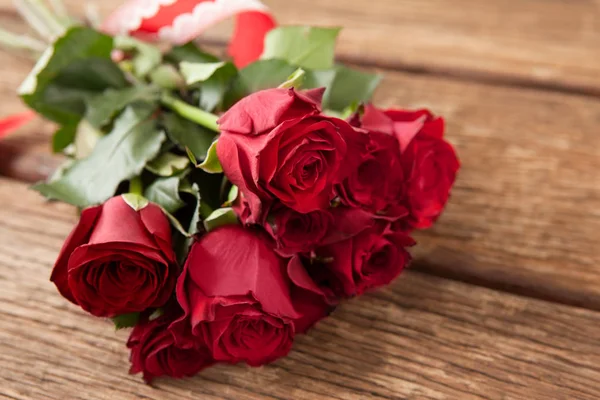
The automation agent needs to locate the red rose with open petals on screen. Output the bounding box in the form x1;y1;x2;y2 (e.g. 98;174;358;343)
360;106;460;229
266;205;333;256
286;256;336;333
128;307;213;383
336;129;407;219
217;88;365;221
173;225;303;366
50;195;178;317
313;222;415;298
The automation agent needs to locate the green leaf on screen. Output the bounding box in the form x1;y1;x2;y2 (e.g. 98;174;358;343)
186;147;198;165
146;152;190;176
324;65;382;111
199;64;238;112
144;176;185;213
33;105;165;207
162;207;192;237
19;27;126;125
148;308;164;321
52;121;79;153
304;69;337;91
186;183;202;236
261;26;341;70
179;61;238;112
162;113;216;161
278;68;306;89
180;61;227;84
112;312;140;330
85;85;159;128
198;140;222;173
165;43;220;64
149;64;184;89
114;36;162;77
121;193;149;211
237;59;297;93
227;185;238;205
203;207;238;232
73;120;104;159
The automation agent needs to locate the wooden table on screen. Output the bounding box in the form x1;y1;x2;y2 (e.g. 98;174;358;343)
1;1;599;399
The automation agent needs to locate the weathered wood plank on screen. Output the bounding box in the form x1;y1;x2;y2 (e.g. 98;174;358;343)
0;177;599;400
1;0;598;93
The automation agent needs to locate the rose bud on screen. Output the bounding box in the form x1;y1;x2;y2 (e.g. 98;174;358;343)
50;195;178;317
128;307;213;384
173;225;319;366
360;105;460;229
312;222;416;298
217;87;365;221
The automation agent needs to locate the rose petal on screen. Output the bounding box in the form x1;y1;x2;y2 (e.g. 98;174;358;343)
184;225;299;319
51;205;103;304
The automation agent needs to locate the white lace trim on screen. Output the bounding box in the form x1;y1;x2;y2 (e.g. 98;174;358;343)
157;0;268;44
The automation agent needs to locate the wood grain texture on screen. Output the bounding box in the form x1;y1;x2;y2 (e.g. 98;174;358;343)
369;70;600;310
1;177;599;400
1;0;599;94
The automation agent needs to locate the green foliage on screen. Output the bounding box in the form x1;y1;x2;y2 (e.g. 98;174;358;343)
180;61;238;112
112;312;140;330
85;86;159;128
261;26;341;70
236;58;379;111
198;140;222;173
33;105;165;207
146;152;190;177
278;68;306;89
165;43;220;64
144;176;186;214
114;36;162;77
237;59;297;93
324;65;382;111
161;113;216;162
51;121;79;153
203;207;238;232
19;27;126;127
121;193;150;211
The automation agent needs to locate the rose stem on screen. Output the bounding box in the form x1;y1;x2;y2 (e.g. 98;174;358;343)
129;176;143;196
160;92;220;133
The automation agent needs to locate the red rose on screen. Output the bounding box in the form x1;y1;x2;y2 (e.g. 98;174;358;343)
313;222;415;298
265;205;333;256
336;129;407;218
217;87;365;221
50;195;178;317
173;225;312;366
128;307;213;383
234;192;375;257
286;255;335;333
361;105;460;229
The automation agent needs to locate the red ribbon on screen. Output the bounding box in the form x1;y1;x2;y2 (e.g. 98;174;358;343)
0;110;36;140
102;0;276;67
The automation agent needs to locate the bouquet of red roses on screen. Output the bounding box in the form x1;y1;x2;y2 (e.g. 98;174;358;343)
3;0;459;383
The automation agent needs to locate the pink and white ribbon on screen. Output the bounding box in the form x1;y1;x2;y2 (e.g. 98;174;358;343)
102;0;276;67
